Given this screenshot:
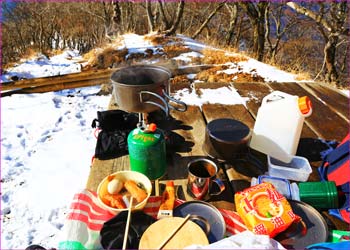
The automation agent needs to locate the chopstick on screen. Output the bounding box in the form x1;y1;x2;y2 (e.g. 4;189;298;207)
157;214;191;250
122;196;133;250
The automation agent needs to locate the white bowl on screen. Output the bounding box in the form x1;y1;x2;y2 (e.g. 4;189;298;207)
97;170;152;214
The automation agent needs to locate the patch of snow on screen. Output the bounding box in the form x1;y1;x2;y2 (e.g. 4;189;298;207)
173;86;249;107
341;89;349;97
238;59;298;82
172;51;204;63
1;50;82;83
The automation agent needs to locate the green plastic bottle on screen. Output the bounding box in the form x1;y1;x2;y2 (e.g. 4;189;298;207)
127;123;166;180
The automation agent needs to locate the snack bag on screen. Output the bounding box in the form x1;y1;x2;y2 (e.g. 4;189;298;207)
235;182;300;237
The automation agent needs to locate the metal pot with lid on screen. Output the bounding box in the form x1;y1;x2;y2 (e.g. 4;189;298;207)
203;118;265;173
203;118;251;162
111;65;187;116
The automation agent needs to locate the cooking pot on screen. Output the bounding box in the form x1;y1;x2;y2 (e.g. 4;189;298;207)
111;65;187;115
203;118;264;173
203;118;251;162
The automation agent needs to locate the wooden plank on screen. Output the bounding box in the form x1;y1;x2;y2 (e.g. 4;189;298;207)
232;82;272;118
302;83;349;122
233;82;318;138
1;68;114;91
86;156;130;192
202;104;255;128
1;78;110;97
268;82;348;142
154;105;207;180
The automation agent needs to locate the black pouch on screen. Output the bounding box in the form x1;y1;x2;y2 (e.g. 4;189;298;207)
91;110;138;160
100;211;156;250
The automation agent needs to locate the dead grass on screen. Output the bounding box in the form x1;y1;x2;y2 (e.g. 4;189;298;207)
195;64;265;83
196;65;231;83
295;72;313;81
144;33;181;46
163;44;192;58
170;75;192;92
233;72;265;83
201;48;247;65
83;47;129;69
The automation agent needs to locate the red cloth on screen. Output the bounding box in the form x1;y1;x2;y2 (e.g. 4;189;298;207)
67;189;247;234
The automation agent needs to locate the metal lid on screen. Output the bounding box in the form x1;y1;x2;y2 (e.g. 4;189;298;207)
274;200;329;249
173;200;226;243
207;118;250;144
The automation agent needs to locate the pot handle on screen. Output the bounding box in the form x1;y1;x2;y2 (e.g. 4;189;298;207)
188;215;211;236
140;91;169;116
162;89;187;112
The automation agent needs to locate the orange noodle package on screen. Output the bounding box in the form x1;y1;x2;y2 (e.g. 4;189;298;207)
235;182;300;237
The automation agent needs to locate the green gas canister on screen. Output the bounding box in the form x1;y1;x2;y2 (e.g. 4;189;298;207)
127;123;166;180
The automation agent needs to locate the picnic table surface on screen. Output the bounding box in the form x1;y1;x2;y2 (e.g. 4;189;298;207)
86;81;349;231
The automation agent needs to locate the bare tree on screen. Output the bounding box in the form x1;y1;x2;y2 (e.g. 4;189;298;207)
265;3;299;63
225;3;238;45
286;2;349;84
191;0;227;39
164;0;185;35
240;1;269;61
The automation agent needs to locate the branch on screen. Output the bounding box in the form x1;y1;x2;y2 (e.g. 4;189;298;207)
286;2;333;32
191;0;227;39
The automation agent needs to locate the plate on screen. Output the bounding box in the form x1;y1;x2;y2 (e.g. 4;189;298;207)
173;200;226;243
274;200;329;249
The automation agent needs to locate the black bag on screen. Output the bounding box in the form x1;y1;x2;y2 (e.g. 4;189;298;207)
100;211;156;250
91;110;138;160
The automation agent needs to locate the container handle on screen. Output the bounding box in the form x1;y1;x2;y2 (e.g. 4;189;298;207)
140;91;169;116
162;89;187;112
262;91;293;105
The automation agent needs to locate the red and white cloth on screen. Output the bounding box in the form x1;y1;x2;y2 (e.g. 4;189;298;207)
58;189;246;249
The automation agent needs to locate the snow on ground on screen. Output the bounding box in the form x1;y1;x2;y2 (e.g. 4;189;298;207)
218;59;299;83
0;33;344;249
173;86;249;108
1;50;82;83
1;87;110;248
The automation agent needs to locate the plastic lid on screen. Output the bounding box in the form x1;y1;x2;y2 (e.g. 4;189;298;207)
298;96;312;115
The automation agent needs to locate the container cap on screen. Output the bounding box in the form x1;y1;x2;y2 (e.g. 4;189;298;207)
147;123;157;132
298;96;312;116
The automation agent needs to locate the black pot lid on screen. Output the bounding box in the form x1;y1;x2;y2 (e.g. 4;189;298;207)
173;200;226;244
207;118;250;144
274;200;329;249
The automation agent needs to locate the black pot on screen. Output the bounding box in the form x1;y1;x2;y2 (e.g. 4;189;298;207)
203;118;251;163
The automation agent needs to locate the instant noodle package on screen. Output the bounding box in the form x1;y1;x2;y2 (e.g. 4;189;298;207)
235;182;300;237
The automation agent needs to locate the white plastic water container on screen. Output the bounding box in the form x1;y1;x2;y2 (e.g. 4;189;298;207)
249;91;312;163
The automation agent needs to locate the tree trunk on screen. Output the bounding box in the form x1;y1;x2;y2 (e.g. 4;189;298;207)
225;3;238;45
324;35;339;83
240;2;268;61
192;1;227;39
146;0;155;33
112;1;122;35
158;0;171;31
164;0;185;36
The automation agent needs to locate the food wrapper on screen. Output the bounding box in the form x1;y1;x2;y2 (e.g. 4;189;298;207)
235;182;300;238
